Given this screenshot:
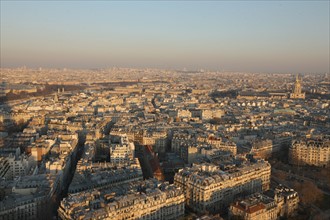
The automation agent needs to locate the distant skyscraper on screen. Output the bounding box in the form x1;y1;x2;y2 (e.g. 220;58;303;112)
290;74;305;99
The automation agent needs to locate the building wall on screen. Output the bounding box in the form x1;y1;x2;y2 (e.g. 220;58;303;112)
251;139;273;159
174;162;271;214
0;194;49;220
289;139;330;167
4;154;33;180
229;186;299;220
59;183;184;220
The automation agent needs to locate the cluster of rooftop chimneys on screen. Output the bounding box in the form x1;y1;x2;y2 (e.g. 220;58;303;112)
58;88;65;93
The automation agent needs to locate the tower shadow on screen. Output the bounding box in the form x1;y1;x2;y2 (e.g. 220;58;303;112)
0;80;14;146
0;81;30;151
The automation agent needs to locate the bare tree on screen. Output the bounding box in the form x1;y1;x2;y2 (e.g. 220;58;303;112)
293;180;323;205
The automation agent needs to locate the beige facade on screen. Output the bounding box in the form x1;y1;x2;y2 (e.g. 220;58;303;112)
0;153;34;180
59;181;184;220
289;138;330;167
180;144;199;164
229;185;299;220
250;139;273;159
174;161;271;214
110;135;135;164
201;109;224;120
172;134;237;156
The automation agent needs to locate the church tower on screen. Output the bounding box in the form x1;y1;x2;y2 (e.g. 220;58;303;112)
290;74;305;99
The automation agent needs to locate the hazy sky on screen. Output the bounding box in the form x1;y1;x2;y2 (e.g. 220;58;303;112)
1;1;329;73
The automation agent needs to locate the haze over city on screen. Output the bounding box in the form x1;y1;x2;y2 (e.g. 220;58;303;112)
1;1;330;220
1;1;329;73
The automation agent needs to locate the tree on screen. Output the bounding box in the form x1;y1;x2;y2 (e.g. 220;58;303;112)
294;181;323;205
320;168;330;187
273;170;287;180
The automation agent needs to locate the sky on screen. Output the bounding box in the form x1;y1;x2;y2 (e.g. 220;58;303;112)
0;1;329;73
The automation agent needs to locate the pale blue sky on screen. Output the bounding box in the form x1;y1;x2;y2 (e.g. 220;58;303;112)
1;1;329;73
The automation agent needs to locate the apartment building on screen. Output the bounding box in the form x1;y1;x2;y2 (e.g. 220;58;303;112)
229;185;299;220
289;138;330;167
174;161;271;214
59;180;184;220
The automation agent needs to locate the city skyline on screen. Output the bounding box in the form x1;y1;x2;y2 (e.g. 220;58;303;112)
1;1;329;73
1;69;329;219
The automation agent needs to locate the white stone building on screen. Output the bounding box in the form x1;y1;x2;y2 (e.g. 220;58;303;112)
174;161;271;214
289;138;330;167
